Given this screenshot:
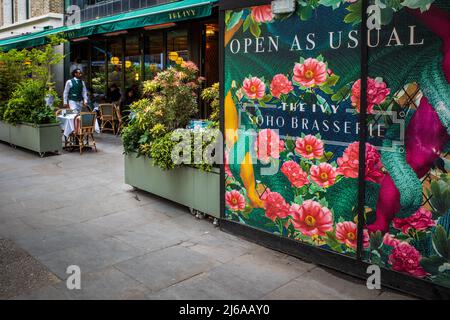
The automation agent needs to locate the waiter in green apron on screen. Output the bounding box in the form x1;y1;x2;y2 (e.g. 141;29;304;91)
63;68;88;112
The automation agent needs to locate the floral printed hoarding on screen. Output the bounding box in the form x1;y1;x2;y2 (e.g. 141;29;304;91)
224;0;449;288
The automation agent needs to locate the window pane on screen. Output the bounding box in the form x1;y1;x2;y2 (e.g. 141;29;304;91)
107;38;123;103
144;32;163;81
90;40;107;104
125;35;141;102
167;29;189;67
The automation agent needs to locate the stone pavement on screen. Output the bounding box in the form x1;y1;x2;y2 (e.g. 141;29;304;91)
0;134;415;300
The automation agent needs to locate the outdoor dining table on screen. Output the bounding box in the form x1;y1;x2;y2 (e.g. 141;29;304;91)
57;113;100;138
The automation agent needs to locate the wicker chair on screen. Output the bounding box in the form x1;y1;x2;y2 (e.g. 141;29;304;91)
99;103;115;134
113;104;123;136
73;112;97;155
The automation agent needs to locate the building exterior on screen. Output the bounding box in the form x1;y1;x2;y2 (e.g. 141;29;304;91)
0;1;219;116
0;0;65;93
64;0;219;117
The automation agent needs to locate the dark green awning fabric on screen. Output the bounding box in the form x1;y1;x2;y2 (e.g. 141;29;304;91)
0;0;217;51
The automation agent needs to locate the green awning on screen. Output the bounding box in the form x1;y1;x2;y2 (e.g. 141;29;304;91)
0;0;217;51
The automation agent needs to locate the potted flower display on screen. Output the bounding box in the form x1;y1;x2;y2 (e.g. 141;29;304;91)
122;61;221;219
0;35;64;156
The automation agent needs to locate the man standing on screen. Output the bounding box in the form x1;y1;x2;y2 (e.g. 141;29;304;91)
63;69;88;112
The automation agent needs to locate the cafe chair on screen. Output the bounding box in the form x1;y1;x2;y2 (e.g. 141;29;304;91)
73;112;97;155
113;104;123;136
99;103;115;134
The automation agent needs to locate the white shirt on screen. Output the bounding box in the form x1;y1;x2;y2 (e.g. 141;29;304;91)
63;78;88;105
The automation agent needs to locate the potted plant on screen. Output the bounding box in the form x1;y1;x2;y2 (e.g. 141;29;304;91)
0;35;64;156
122;62;221;219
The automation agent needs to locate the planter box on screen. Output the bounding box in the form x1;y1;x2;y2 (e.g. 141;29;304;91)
0;120;10;142
0;121;62;156
124;153;220;218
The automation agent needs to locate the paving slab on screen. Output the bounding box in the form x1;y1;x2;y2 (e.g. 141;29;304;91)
115;245;220;293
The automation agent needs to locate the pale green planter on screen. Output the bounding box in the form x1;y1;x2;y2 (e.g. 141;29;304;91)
0;120;9;142
0;121;62;156
124;153;220;218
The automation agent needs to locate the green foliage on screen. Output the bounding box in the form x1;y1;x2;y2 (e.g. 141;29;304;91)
432;225;450;260
201;82;220;124
429;180;450;217
150;132;176;171
369;230;383;251
121;121;143;155
3;80;58;125
343;1;362;25
0;34;65;124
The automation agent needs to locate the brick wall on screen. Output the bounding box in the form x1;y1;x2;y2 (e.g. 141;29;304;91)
0;0;63;27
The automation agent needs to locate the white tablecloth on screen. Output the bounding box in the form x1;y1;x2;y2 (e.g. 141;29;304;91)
57;114;100;138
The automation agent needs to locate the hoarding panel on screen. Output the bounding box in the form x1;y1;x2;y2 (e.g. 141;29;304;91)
224;3;365;257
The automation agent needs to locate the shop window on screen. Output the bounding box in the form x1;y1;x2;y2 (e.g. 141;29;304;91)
204;23;219;88
107;38;123;104
167;29;189;67
90;40;107;103
144;32;163;81
124;35;141;96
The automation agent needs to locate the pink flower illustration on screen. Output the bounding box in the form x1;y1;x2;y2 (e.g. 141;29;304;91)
242;77;266;100
337;142;384;184
293;58;327;88
251;5;274;23
270;74;293;98
289;200;333;236
254;129;285;164
388;242;428;278
383;233;402;247
224;150;233;178
335;221;369;249
309;163;337;188
392;208;436;234
225;190;246;211
264;191;291;221
281;161;309;188
351;77;390;114
295;135;324;159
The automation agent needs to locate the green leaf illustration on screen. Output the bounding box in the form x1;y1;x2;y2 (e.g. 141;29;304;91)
226;10;243;31
420;255;446;274
344;1;362;25
401;0;434;13
243;14;252;32
249;20;261;38
432;225;450;260
298;5;313;21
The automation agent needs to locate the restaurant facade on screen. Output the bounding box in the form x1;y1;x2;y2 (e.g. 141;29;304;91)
64;0;219;117
0;0;219;116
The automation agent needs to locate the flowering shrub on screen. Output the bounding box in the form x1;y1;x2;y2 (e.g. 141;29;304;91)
122;62;220;172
